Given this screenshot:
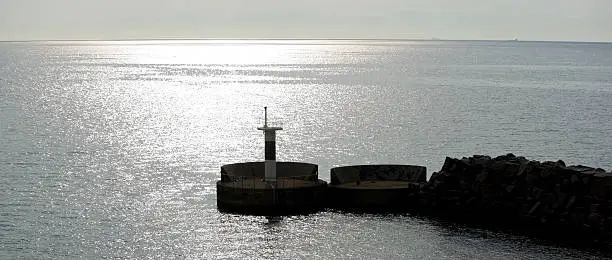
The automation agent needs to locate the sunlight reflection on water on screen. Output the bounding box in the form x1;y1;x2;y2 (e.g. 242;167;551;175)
1;40;611;259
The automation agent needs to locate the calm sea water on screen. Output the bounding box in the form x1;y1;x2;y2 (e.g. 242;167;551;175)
1;40;612;259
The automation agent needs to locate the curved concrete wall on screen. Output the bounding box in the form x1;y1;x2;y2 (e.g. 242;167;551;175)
221;161;318;181
217;180;328;215
330;164;426;185
326;184;422;211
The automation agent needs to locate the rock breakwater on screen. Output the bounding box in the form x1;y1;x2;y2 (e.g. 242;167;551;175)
418;154;612;244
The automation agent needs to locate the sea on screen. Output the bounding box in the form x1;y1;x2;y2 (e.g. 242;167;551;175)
1;39;612;259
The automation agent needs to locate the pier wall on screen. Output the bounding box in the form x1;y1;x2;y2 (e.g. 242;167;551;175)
217;161;327;215
330;164;426;185
217;180;327;215
221;161;319;181
327;164;426;211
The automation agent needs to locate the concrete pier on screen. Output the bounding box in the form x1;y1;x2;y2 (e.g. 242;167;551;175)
215;150;612;248
216;107;327;216
216;161;327;215
327;164;427;211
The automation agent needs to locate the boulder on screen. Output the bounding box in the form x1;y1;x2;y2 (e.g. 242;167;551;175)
416;154;612;245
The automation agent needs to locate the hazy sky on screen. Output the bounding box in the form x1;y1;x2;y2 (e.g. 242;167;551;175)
1;0;611;42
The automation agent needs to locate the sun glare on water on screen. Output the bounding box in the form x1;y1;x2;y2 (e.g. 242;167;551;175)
84;40;344;170
111;40;323;65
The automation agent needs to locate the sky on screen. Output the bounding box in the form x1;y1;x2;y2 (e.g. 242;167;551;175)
1;0;611;42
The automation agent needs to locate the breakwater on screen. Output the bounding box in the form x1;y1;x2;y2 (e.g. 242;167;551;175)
327;164;426;211
417;154;612;245
216;162;327;215
217;154;612;246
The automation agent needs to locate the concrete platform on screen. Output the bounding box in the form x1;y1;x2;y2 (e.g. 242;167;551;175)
216;161;327;216
327;165;426;212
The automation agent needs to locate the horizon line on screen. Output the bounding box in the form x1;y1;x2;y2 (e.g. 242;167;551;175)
1;37;611;44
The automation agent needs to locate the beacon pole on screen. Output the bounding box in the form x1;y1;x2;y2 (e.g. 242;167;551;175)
257;107;282;182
